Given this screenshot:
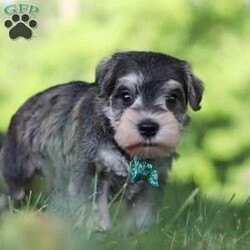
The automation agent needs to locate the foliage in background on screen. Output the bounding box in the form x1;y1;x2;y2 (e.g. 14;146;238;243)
0;0;250;202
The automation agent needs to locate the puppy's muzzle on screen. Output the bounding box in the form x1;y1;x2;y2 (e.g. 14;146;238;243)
137;119;159;138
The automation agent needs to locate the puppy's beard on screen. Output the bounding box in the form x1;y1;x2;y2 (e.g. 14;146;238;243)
113;108;182;158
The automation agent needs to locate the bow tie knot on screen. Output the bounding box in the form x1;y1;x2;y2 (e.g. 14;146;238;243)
130;157;159;187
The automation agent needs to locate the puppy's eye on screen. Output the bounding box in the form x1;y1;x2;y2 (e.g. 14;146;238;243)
119;91;134;105
166;93;178;108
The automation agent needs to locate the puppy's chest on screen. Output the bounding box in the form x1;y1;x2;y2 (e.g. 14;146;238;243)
107;174;145;201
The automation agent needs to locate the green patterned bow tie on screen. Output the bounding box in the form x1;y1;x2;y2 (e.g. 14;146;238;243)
130;157;159;187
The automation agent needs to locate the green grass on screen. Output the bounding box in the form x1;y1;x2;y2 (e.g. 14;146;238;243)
0;182;250;250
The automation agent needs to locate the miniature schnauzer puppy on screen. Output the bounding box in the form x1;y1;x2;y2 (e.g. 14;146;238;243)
0;51;203;230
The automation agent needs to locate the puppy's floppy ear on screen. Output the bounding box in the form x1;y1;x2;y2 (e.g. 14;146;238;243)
95;56;118;98
182;61;204;111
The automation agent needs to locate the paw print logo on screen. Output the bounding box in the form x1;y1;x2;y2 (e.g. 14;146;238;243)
4;14;37;40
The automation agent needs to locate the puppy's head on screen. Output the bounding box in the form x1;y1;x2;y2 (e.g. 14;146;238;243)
96;51;204;159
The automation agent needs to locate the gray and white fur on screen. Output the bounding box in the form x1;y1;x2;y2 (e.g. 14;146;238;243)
0;51;203;230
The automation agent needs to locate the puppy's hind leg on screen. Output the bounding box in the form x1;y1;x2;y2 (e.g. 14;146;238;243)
1;146;42;207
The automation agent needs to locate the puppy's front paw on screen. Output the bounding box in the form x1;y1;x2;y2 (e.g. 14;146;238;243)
97;149;129;177
109;155;129;177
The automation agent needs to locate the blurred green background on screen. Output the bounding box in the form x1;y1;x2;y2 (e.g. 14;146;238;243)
0;0;249;202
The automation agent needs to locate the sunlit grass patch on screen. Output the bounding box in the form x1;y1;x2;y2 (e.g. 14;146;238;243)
0;183;249;250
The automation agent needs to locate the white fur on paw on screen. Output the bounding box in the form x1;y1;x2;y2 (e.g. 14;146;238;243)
98;149;129;176
105;154;128;176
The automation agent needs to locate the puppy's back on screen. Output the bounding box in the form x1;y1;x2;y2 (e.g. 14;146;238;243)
0;81;97;200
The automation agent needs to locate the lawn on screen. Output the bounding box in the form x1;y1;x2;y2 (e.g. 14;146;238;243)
0;182;249;250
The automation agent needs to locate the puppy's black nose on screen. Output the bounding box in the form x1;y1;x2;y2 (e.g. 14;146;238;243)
138;119;159;138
